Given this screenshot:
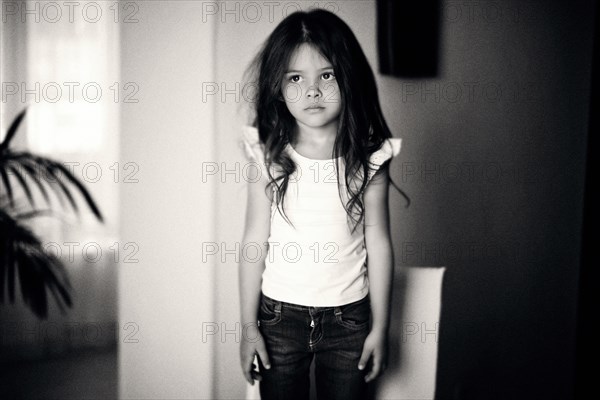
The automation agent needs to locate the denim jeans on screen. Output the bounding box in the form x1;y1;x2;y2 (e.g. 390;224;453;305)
257;292;371;400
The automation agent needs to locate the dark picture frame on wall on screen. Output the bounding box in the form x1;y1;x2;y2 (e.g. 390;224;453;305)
376;0;441;78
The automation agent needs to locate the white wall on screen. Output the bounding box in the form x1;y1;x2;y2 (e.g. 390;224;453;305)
119;2;217;398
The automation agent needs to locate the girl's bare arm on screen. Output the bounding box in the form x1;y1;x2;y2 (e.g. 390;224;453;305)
363;163;394;334
359;162;394;382
239;163;273;327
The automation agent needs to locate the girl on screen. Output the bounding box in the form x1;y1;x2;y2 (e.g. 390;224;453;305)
238;9;403;400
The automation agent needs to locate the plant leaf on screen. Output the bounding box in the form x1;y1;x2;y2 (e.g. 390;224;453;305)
36;156;104;222
7;164;35;209
0;108;27;154
14;209;56;220
0;166;14;209
0;209;73;319
15;155;53;207
46;159;104;222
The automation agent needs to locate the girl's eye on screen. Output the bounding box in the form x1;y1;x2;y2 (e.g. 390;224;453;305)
322;72;335;80
289;75;301;83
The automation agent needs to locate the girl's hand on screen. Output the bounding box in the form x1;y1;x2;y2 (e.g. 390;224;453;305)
358;328;388;383
240;324;271;385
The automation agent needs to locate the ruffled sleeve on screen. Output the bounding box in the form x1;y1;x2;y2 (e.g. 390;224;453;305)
366;138;402;184
240;125;266;163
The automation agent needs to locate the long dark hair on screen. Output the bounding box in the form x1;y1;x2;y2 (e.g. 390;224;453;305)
242;9;408;234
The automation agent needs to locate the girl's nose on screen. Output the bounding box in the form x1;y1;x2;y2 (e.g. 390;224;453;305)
306;83;321;99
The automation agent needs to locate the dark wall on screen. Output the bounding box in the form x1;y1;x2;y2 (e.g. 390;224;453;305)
377;1;595;399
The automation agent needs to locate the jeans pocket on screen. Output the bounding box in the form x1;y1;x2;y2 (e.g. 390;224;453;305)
335;296;371;330
258;295;282;326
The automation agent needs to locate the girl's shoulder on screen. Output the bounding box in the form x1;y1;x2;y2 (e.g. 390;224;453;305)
240;125;265;163
369;137;402;164
366;137;402;183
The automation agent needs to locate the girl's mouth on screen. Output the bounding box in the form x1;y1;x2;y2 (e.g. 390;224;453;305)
305;105;325;111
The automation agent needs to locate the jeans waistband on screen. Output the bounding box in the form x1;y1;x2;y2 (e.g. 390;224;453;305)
261;292;369;313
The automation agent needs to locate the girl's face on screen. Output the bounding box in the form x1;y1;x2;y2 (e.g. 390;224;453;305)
281;43;341;132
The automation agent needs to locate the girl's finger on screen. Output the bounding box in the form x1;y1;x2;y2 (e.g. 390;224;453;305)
242;353;258;384
244;361;263;385
364;353;382;382
243;368;254;385
365;362;381;383
358;347;372;371
256;342;271;370
251;368;263;382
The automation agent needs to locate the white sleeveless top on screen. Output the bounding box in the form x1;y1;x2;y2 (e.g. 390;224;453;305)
241;126;401;306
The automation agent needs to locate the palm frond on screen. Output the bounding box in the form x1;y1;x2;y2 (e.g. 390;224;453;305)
0;151;104;222
0;208;72;319
38;156;104;222
13;209;57;220
14;157;53;206
7;163;35;208
0;107;104;320
0;165;14;209
0;107;27;153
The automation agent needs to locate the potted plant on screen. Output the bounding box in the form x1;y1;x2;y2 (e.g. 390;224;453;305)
0;107;104;319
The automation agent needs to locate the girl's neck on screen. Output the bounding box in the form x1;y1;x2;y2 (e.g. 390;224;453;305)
291;124;338;159
293;123;337;147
